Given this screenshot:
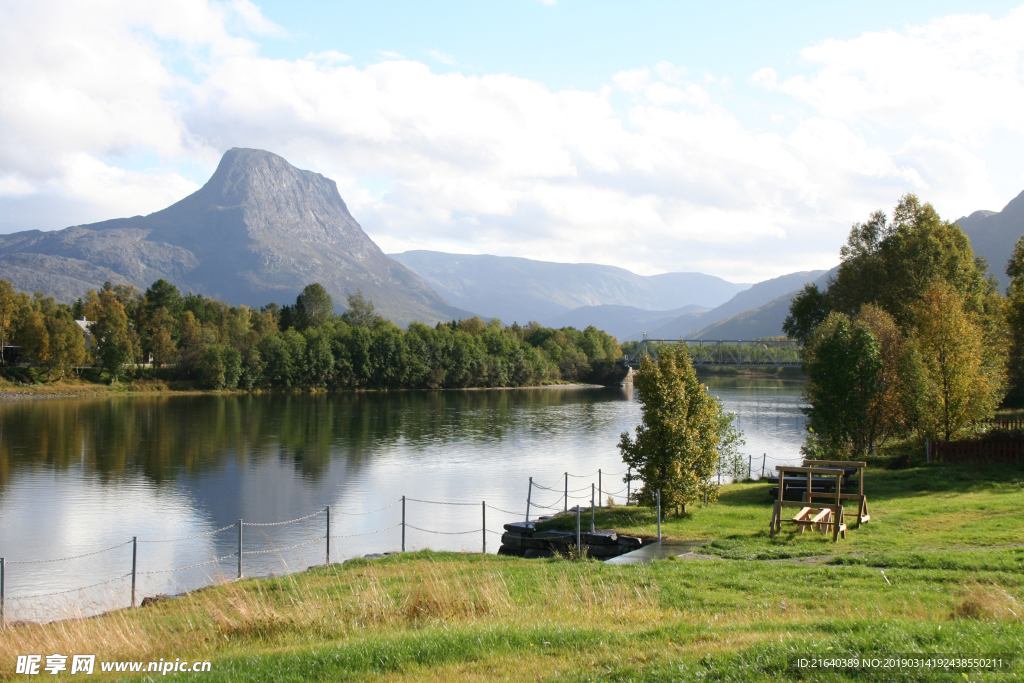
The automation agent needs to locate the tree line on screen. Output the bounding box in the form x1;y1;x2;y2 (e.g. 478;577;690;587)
0;280;623;390
784;193;1017;454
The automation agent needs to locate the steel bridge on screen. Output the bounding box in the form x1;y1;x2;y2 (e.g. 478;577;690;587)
623;334;802;368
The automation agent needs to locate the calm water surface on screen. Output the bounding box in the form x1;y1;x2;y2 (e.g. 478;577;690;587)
0;377;806;620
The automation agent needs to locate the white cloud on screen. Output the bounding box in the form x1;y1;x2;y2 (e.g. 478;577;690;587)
0;1;1021;283
762;8;1024;142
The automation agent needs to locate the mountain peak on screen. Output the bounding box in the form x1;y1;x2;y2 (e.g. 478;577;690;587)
0;148;468;324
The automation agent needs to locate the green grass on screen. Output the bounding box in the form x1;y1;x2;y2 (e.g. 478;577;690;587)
3;465;1024;682
539;463;1024;562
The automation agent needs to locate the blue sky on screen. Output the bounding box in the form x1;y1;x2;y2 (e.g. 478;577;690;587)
1;0;1023;281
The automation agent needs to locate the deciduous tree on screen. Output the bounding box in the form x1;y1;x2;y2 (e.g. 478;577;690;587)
619;346;728;511
911;283;1006;441
91;291;135;383
295;283;333;330
801;312;883;458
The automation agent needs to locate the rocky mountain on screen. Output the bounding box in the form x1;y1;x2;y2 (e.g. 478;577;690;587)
643;269;831;339
388;250;749;324
955;188;1024;285
0;149;469;325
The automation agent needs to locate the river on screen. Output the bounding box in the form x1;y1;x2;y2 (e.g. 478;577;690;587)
0;377;807;621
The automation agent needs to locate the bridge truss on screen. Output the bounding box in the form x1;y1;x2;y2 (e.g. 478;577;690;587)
624;335;802;368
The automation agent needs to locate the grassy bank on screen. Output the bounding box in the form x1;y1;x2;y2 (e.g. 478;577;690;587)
3;464;1023;681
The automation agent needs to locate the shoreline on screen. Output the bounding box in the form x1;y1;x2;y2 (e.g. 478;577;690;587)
0;380;613;403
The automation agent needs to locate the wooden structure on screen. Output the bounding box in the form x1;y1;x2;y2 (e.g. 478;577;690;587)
769;466;847;542
802;460;870;527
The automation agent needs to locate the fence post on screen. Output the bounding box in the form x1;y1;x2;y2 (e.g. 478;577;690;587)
575;506;582;558
1;556;5;628
326;506;331;565
401;496;406;553
761;454;766;478
627;468;631;505
564;472;568;513
482;502;486;554
525;477;533;522
598;469;602;507
748;455;751;480
237;520;243;579
586;483;593;533
925;438;930;463
656;489;662;542
131;536;137;609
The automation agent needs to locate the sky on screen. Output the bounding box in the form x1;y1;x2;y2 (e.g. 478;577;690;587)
1;0;1023;283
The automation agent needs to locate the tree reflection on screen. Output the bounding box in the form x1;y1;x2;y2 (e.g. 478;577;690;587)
0;388;628;490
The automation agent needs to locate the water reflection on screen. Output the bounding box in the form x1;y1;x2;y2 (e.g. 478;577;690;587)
0;379;807;621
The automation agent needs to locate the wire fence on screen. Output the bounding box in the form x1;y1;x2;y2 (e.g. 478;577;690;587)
0;455;795;625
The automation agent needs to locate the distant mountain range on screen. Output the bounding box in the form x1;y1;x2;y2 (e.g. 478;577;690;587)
638;269;832;340
0;149;469;325
956;188;1024;285
388;250;750;325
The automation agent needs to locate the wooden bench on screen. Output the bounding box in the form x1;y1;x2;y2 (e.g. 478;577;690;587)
802;460;870;528
769;466;847;542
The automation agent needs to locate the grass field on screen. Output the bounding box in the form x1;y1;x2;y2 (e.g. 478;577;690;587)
3;463;1023;682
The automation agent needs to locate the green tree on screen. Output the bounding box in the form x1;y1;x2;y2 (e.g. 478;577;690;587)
294;283;334;330
911;283;1007;441
91;291;136;383
801;312;884;458
341;289;381;328
144;279;184;319
783;283;828;343
196;344;242;390
787;195;994;337
618;346;728;511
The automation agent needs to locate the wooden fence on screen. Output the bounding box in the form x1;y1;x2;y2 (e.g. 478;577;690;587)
981;418;1024;431
930;440;1024;464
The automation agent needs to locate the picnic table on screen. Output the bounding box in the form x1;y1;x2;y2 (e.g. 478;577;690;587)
769;466;847;542
802;460;870;527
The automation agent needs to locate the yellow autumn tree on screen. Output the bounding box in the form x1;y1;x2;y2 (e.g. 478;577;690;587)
911;283;1007;441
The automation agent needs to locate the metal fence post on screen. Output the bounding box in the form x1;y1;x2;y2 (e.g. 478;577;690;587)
237;520;243;579
401;496;406;552
525;477;533;522
926;438;930;463
748;455;752;480
590;483;596;533
326;506;331;565
1;557;5;628
598;469;602;507
627;468;631;506
656;489;662;542
131;536;137;609
761;454;766;478
482;502;486;554
564;472;568;513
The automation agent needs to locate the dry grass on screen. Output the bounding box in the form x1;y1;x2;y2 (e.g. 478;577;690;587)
4;550;1024;681
951;583;1023;621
